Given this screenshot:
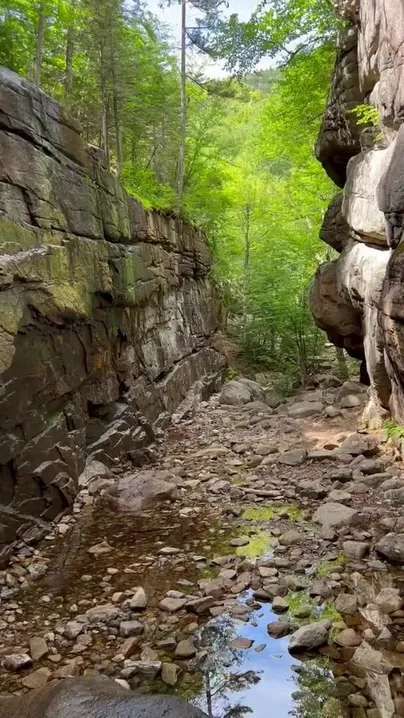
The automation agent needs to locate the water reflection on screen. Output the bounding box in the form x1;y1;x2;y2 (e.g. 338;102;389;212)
191;593;345;718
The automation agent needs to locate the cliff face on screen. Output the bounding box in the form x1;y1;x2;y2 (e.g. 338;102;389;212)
310;0;404;426
0;69;225;564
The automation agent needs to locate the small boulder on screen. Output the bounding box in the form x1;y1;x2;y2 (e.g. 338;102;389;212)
313;502;357;529
376;533;404;565
267;622;291;639
375;587;402;614
288;621;331;653
342;541;370;560
337;433;378;457
287;402;323;418
219;381;253;406
175;640;197;659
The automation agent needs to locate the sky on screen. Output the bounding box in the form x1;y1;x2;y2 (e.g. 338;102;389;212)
144;0;266;77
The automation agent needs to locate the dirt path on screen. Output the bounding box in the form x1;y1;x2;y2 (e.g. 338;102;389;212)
1;378;404;718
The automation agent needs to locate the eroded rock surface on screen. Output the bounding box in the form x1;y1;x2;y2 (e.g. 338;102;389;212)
310;3;404;427
0;68;225;564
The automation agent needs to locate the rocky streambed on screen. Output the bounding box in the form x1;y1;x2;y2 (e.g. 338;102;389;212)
1;376;404;717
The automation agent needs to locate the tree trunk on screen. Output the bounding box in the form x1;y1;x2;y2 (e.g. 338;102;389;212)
100;42;110;168
242;204;251;330
111;60;122;177
34;2;46;86
64;11;75;104
336;346;349;381
177;0;187;209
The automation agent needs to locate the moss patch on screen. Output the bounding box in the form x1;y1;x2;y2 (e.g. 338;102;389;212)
236;530;273;559
317;553;346;578
241;503;305;522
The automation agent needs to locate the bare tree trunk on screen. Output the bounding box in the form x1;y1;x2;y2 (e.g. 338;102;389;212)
34;2;46;86
64;12;75;105
336;346;349;381
242;204;251;329
100;42;110;168
111;60;123;177
177;0;187;209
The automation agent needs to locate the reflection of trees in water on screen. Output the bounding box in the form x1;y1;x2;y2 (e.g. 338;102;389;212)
199;616;262;718
290;661;348;718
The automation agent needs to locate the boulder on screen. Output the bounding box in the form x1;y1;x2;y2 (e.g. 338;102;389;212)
337;433;378;457
288;621;331;653
313;502;358;529
1;676;207;718
219;381;252;406
287;402;323;418
376;533;404;565
105;471;178;514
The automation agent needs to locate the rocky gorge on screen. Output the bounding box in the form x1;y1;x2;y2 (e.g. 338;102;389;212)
0;68;225;565
1;377;404;717
310;0;404;428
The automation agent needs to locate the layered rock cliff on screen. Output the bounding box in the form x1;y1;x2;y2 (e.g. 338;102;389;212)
310;0;404;426
0;69;225;564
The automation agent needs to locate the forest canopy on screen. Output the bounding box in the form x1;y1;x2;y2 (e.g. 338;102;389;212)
0;0;339;382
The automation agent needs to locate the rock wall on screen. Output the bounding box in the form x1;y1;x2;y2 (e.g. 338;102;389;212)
0;68;225;564
310;0;404;427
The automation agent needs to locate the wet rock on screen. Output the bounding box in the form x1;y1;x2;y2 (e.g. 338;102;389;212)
272;596;288;614
231;638;254;650
337;433;378;457
279;530;305;546
375;587;402;614
106;471;178;514
3;653;32;671
334;594;358;615
267;621;291;638
288;620;331;653
342;541;370;560
175;639;197;658
229;536;249;547
29;636;48;661
376;533;404;564
161;662;180;686
287;402;323;418
313;502;357;529
119;620;143;638
278;450;307;467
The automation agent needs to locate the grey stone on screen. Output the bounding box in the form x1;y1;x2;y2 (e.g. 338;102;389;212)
278;450;307;467
342;541;370;560
29;636;48;661
288;621;331;653
376;533;404;564
313;502;357;529
287;402;323;418
119;620;143;638
0;676;208;717
175;639;197;659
